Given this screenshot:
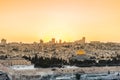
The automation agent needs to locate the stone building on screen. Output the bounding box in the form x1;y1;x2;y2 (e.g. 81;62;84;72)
74;37;86;44
2;58;31;66
1;39;7;45
40;39;44;44
51;38;55;44
59;39;62;44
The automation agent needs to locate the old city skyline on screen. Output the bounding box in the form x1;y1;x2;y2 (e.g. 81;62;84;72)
1;0;120;79
0;37;86;44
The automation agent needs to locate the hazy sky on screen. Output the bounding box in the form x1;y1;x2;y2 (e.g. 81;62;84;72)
0;0;120;43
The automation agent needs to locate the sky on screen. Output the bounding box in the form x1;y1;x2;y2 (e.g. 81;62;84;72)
0;0;120;43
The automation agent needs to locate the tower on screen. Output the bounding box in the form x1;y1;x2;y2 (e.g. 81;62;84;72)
51;38;55;43
82;37;85;43
59;39;62;44
1;39;7;45
40;39;43;44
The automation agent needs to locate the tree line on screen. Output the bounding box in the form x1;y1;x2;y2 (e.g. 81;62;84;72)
22;54;68;68
22;54;120;68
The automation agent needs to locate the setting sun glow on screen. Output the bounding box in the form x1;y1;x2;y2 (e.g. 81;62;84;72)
0;0;120;43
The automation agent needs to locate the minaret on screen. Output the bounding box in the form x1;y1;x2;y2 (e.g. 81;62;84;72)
82;37;85;43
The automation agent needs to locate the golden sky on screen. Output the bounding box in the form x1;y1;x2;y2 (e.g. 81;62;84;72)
0;0;120;43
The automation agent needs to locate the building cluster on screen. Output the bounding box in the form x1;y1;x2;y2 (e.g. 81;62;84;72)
0;37;86;66
0;38;120;80
0;37;120;66
39;37;86;44
0;58;31;66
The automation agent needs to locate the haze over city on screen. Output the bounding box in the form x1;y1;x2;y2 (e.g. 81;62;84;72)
0;0;120;43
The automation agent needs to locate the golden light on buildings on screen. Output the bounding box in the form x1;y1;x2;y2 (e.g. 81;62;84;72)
76;50;85;55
